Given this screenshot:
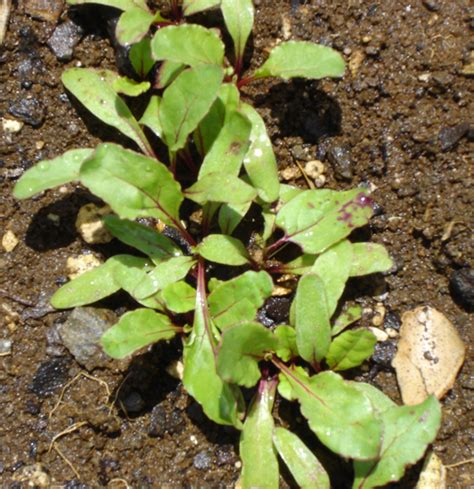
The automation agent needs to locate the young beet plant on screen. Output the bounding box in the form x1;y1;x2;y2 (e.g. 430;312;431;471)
14;0;441;487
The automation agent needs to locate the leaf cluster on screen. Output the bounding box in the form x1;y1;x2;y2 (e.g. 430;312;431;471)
13;1;441;487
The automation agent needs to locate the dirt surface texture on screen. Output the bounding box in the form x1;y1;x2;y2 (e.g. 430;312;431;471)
0;0;472;487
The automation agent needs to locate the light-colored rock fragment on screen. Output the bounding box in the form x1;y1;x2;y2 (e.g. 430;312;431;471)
368;326;389;342
2;230;19;252
392;306;466;405
280;166;301;181
304;160;325;179
166;359;184;380
416;451;446;489
75;203;113;244
281;14;292;40
66;254;102;279
12;463;50;488
2;117;23;133
372;304;386;326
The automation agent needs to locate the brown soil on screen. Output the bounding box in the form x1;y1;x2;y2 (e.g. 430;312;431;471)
1;0;472;487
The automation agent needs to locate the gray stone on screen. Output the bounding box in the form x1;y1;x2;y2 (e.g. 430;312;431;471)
122;391;145;414
327;144;353;180
439;123;470;152
29;358;70;397
58;307;117;371
47;21;83;61
450;268;474;310
8;97;45;127
193;451;212;470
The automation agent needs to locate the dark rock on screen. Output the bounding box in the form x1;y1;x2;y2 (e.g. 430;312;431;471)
383;311;401;331
439;123;470;151
29;358;70;397
422;0;439;11
193;451;212;470
122;391;145;414
64;480;90;489
371;340;397;368
290;144;307;161
327;144;353;180
261;297;291;325
58;307;118;371
450;268;474;310
167;409;185;434
47;21;84;61
22;291;55;320
8;97;45;127
148;405;168;437
24;399;41;415
215;445;234;466
17;57;43;88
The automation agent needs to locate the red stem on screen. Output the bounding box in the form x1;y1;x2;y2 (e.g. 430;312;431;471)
237;76;255;90
264;235;288;259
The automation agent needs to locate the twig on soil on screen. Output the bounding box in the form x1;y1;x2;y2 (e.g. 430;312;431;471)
52;442;83;480
109;372;131;415
49;372;111;419
445;457;474;469
48;421;88;479
294;160;315;189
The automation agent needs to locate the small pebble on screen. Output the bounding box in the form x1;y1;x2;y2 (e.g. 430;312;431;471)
0;338;12;355
304;160;325;179
280;166;300;181
23;0;64;23
29;358;70;397
189;435;198;445
450;268;474;309
47;21;83;61
372;304;386;327
11;463;50;488
193;451;212;470
438;123;470;151
1;118;23;133
384;310;401;331
372;340;397;368
368;327;389;342
8;97;45;127
166;360;184;380
122;391;145;414
327;144;353;180
148;405;167;437
2;230;19;252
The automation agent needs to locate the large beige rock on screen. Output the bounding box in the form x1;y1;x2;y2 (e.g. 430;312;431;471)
392;306;465;405
75;203;113;244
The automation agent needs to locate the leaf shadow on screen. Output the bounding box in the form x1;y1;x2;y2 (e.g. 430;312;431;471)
252;79;343;144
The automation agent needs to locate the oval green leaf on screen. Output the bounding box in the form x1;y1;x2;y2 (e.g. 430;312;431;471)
197;234;250;266
326;329;377;371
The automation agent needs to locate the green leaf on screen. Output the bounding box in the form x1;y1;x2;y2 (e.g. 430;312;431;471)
110;254;154;298
277;366;308;402
197;234;250;266
312;239;352;317
133;256;196;299
161;281;196;313
130;37;154;77
194;83;239;155
349;382;396;414
281;368;383;460
112;76;150;96
217;322;277;387
262;206;276;242
240;380;279;489
67;0;149;11
101;309;177;359
198;110;251;178
139;95;162;139
185;173;257;205
152;24;225;67
116;8;162;46
353;396;441;488
183;265;243;428
182;0;220;16
51;255;151;308
276;188;374;254
221;0;254;64
13;148;93;199
79;143;183;227
279;254;316;275
273;428;330;489
156;60;186;89
350;243;393;276
326;329;376;371
274;325;297;362
159;65;224;152
332;304;362;336
62;68;153;155
208;271;273;330
293;273;331;364
254;41;345;80
279;184;304;205
240;103;280;203
218;202;251;235
103;216;182;263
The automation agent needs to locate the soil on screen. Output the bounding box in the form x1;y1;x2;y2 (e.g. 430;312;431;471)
0;0;472;487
